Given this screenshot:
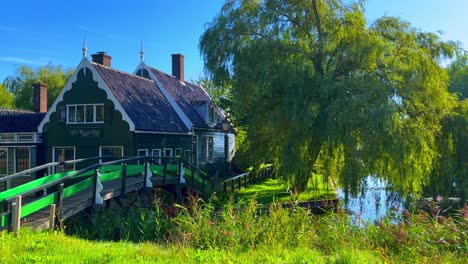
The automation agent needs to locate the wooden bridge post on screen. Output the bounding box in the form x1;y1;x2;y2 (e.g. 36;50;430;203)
12;195;22;237
57;183;64;221
238;177;241;191
144;162;153;188
231;179;234;192
49;204;56;232
223;181;227;193
244;174;247;188
93;169;104;205
121;164;127;197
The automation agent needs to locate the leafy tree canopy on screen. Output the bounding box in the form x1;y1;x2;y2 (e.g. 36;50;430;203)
3;64;74;110
200;0;459;194
0;83;14;109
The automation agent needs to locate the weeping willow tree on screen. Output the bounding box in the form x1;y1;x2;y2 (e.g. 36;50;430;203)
200;0;458;194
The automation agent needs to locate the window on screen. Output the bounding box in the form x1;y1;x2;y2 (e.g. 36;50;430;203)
0;148;7;175
151;149;161;164
163;148;172;157
208;106;215;124
138;149;148;164
17;134;34;142
0;134;15;143
184;150;192;163
100;146;123;157
53;147;75;173
15;147;30;174
174;148;182;157
67;104;104;124
201;136;214;164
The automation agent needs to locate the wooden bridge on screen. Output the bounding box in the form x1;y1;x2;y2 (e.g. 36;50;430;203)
0;156;275;236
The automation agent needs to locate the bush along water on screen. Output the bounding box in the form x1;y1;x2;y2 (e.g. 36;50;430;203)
64;191;467;262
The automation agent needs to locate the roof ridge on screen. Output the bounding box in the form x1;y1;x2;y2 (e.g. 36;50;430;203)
91;62;155;83
146;65;203;88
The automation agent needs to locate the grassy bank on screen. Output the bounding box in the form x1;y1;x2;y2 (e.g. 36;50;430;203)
237;174;336;204
1;195;463;263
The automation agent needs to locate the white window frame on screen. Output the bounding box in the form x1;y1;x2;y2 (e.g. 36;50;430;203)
151;149;161;164
17;133;34;142
99;146;124;163
174;148;182;157
66;104;104;124
52;146;76;174
138;149;149;164
163;148;173;157
0;133;15;143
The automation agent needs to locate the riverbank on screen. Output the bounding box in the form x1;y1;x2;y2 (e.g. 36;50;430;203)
1;202;466;263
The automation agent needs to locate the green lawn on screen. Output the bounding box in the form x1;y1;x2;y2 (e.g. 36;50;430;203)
237;174;336;204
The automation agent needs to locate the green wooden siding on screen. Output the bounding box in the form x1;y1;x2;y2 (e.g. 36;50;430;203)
42;67;195;169
43;68;134;169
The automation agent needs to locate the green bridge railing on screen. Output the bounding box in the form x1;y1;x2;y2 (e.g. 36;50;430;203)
0;155;210;234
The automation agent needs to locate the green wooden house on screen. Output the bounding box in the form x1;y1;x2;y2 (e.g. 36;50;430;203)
37;51;235;172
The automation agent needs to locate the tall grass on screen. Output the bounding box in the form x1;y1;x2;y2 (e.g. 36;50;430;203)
59;191;468;263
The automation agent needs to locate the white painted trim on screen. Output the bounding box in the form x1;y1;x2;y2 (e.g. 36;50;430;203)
145;162;153;188
134;64;193;130
0;133;40;144
134;130;192;136
94;170;104;205
39;59;87;133
38;58;136;132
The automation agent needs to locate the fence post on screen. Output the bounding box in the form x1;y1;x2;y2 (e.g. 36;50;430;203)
244;174;247;188
12;195;22;237
49;204;56;232
223;181;227;193
238;177;241;191
231;180;234;192
121;164;127;197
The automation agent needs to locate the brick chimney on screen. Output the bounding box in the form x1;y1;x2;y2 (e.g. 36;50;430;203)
171;54;184;81
33;83;48;113
91;51;112;67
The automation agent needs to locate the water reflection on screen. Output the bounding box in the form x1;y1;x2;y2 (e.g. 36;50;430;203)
338;176;404;224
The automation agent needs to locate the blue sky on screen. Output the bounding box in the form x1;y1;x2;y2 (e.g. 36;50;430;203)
0;0;467;83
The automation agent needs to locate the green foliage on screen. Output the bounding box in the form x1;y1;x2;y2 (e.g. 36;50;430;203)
2;198;467;263
0;84;14;109
447;52;468;100
2;64;73;110
200;0;459;194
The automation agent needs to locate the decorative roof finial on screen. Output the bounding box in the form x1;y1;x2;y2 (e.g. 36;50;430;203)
82;35;88;58
139;40;144;63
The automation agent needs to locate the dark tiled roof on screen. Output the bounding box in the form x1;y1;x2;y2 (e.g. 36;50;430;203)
0;108;34;115
92;63;189;133
0;112;45;133
148;67;210;128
